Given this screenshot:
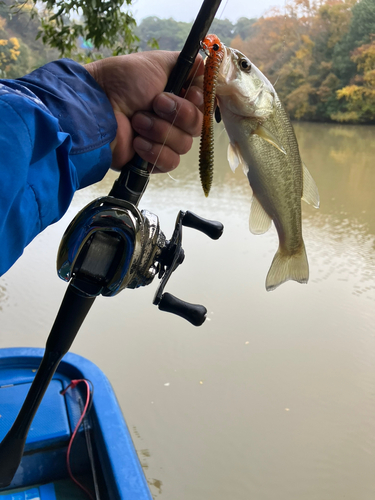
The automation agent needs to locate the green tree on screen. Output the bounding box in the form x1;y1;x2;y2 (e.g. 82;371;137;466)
2;0;138;59
333;38;375;122
136;16;239;53
136;17;190;51
209;18;235;47
232;17;257;40
333;0;375;85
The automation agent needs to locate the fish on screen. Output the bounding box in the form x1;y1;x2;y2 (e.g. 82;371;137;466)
199;35;319;291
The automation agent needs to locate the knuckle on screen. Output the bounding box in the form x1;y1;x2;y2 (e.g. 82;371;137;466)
167;96;202;137
156;150;180;173
178;135;193;155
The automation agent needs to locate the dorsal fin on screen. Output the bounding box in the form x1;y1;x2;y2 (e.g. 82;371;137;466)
302;162;320;208
249;196;272;235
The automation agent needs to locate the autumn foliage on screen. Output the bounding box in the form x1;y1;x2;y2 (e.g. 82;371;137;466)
232;0;375;124
0;0;373;123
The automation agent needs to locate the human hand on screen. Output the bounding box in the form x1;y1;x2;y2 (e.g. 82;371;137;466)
85;51;204;173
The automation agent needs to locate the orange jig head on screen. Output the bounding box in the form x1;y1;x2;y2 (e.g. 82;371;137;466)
199;34;225;197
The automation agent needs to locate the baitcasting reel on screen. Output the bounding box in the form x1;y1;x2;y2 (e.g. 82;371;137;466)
57;196;224;326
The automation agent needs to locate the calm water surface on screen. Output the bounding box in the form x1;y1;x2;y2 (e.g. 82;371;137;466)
1;122;375;499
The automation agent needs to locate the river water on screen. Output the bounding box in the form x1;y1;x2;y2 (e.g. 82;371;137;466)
1;122;375;499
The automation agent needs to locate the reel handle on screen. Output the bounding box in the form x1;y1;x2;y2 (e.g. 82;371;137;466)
158;292;207;326
182;211;223;240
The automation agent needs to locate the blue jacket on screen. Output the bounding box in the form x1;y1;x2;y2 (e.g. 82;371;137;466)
0;59;117;276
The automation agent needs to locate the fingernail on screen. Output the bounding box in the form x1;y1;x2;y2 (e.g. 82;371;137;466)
156;93;177;114
136;137;152;152
133;113;153;130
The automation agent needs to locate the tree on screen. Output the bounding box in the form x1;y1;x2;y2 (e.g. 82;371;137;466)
233;17;257;40
231;0;373;123
333;38;375;122
136;17;237;53
0;8;33;77
136;17;190;52
333;0;375;85
0;35;19;76
209;18;235;47
2;0;138;59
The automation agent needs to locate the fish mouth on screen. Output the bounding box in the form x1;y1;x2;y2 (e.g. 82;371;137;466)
216;46;255;109
218;46;234;85
216;45;276;120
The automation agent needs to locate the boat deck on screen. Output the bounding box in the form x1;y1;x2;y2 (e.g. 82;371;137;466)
0;348;153;500
0;479;89;499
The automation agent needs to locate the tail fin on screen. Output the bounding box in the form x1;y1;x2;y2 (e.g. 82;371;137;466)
266;244;309;291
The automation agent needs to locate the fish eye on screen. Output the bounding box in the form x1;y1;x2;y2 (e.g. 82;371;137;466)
213;43;219;51
240;58;251;72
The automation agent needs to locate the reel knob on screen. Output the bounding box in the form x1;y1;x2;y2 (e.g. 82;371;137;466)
181;211;223;240
158;293;207;327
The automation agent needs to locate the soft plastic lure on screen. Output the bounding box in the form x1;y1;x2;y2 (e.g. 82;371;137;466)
199;34;225;197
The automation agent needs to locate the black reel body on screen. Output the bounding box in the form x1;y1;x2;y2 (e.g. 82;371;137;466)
57;196;164;296
57;195;223;326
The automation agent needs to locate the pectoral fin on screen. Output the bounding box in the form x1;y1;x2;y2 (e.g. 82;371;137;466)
254;125;287;155
227;143;249;175
249;196;272;235
302;162;320;208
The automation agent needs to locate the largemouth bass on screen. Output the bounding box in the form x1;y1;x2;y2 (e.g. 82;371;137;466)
199;35;319;291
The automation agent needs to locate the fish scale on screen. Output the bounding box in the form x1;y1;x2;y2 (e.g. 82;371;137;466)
245;100;304;253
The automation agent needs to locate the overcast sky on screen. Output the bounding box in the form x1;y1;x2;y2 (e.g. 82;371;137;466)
130;0;285;24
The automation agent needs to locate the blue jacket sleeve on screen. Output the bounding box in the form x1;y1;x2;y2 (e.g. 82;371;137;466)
0;59;117;276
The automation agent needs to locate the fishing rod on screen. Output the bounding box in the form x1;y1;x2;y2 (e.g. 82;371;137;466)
0;0;223;488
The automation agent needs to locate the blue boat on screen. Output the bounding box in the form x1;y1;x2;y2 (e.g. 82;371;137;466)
0;348;152;500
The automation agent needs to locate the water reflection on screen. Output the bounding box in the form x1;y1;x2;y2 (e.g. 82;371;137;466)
294;122;375;232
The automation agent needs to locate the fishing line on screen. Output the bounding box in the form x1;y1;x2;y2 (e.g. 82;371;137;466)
274;0;288;88
167;172;179;181
217;0;230;20
149;56;204;175
135;54;206;200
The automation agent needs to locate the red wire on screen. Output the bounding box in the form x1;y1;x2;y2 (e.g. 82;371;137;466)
61;379;94;500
